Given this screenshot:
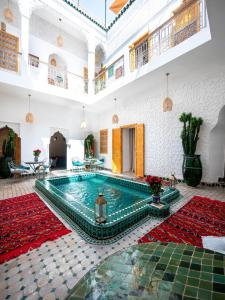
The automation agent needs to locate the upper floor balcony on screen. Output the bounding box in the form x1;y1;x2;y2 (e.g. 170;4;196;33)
93;0;209;97
0;0;210;103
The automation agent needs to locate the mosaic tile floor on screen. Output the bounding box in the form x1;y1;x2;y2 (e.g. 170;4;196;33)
0;171;225;300
67;242;225;300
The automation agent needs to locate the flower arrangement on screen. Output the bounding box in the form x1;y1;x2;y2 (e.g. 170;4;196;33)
33;149;41;157
145;175;163;196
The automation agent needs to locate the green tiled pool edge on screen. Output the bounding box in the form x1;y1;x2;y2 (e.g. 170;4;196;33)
35;173;180;240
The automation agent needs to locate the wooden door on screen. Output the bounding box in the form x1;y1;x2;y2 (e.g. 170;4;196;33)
135;124;144;177
112;128;122;173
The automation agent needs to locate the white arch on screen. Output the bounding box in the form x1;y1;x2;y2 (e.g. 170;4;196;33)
208;105;225;182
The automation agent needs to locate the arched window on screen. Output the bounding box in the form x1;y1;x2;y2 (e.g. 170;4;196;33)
48;54;68;89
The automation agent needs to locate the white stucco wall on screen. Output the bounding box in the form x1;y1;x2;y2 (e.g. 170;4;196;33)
92;68;225;183
0;94;93;163
209;106;225;181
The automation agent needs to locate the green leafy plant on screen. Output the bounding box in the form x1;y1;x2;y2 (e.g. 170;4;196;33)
2;129;15;158
179;112;203;156
85;134;94;158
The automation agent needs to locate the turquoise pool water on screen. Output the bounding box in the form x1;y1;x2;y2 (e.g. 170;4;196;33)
36;173;180;240
51;176;150;215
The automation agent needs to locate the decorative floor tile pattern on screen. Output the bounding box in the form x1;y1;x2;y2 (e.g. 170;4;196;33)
0;171;225;300
67;242;225;300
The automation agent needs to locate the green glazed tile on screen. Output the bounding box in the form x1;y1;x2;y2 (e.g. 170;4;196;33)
175;275;187;284
188;270;200;278
200;272;212;281
199;280;212;291
172;282;185;294
158;280;173;292
213;274;225;284
198;288;212;300
187;277;199;287
184;286;198;297
212;292;225;300
202;265;213;273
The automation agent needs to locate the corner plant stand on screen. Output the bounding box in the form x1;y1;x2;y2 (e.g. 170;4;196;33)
148;201;170;218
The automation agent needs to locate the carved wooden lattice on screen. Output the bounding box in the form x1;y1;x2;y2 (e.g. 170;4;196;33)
100;129;108;154
0;30;19;72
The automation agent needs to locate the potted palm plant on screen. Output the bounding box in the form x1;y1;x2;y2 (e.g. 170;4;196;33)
179;112;203;187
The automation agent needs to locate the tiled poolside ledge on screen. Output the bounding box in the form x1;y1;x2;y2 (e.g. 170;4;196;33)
35;173;180;240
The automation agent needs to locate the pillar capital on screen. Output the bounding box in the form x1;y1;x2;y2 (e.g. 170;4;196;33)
18;0;42;19
87;37;97;53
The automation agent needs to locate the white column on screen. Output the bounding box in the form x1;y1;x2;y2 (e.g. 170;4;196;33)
18;1;32;77
87;39;96;96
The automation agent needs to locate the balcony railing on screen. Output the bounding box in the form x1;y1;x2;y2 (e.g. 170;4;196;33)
29;59;88;95
130;0;205;71
94;55;124;94
0;49;88;95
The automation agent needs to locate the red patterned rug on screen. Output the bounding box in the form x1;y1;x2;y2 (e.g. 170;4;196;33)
138;196;225;247
0;193;71;264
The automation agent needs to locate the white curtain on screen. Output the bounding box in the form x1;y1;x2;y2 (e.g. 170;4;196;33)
129;128;135;172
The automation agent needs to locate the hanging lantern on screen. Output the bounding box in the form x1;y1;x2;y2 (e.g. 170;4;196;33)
25;94;34;123
112;98;119;124
56;18;63;47
169;174;177;190
80;105;87;129
95;191;107;224
4;1;14;23
163;73;173;112
57;35;63;47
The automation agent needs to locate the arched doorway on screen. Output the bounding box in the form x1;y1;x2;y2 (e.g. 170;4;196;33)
209;105;225;182
49;131;67;169
0;126;21;165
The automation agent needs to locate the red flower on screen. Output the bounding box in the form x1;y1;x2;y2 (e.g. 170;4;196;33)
145;175;162;196
33;149;41;156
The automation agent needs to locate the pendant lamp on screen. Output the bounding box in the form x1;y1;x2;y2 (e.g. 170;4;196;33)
80;105;87;129
163;73;173;112
25;94;34;123
57;18;63;47
112;98;119;124
4;0;14;23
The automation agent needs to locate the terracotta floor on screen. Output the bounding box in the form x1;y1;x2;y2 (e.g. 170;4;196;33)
0;171;224;300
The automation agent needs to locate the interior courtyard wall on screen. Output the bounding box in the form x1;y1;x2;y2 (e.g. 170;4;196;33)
0;1;88;78
93;68;225;183
0;95;87;163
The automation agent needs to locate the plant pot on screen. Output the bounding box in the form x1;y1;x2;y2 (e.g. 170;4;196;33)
0;157;12;178
182;154;202;187
152;195;160;204
34;156;39;162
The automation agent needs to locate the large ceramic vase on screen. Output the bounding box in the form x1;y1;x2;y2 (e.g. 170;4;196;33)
182;155;202;187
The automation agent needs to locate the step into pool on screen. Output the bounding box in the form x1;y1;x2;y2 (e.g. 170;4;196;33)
35;173;180;239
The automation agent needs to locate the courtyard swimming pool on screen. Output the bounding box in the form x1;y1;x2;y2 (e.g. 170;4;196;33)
36;173;179;240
